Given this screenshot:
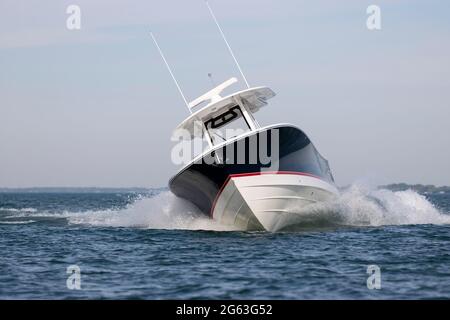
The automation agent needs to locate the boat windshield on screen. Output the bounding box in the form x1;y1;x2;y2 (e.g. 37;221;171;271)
204;106;251;145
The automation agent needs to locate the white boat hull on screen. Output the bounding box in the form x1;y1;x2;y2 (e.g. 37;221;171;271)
212;172;339;232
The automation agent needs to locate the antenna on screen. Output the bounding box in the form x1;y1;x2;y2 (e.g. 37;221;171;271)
150;32;191;113
205;0;250;89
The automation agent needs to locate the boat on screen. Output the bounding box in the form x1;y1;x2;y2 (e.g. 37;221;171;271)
168;77;338;231
152;1;339;231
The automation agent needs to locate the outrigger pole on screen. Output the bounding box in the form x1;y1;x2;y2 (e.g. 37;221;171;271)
150;32;192;114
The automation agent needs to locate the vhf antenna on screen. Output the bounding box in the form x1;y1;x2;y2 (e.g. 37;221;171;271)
205;1;250;89
150;32;192;114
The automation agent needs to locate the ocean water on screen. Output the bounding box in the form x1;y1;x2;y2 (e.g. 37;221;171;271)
0;185;449;299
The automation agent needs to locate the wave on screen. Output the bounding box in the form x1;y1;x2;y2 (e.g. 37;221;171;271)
66;192;237;231
1;184;448;231
8;192;236;231
0;207;37;213
0;220;36;224
296;183;450;227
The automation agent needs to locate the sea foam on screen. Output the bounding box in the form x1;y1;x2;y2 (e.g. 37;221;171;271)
3;184;449;230
296;183;450;227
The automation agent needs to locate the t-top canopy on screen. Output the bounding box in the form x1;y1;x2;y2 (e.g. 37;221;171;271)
173;78;276;140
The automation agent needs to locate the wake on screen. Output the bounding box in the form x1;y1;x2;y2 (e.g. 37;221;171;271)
62;192;235;231
2;184;449;230
294;183;450;227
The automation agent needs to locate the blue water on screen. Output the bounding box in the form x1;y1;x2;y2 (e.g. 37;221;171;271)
1;186;449;299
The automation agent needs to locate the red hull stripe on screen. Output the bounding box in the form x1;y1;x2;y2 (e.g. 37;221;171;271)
209;171;325;218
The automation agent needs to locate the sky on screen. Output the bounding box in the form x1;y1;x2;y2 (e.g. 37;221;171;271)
0;0;449;188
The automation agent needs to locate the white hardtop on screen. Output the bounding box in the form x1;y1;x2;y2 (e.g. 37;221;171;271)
173;77;276;140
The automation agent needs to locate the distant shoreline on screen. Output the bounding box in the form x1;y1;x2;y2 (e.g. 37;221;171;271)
0;184;447;194
0;187;167;193
380;183;450;194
